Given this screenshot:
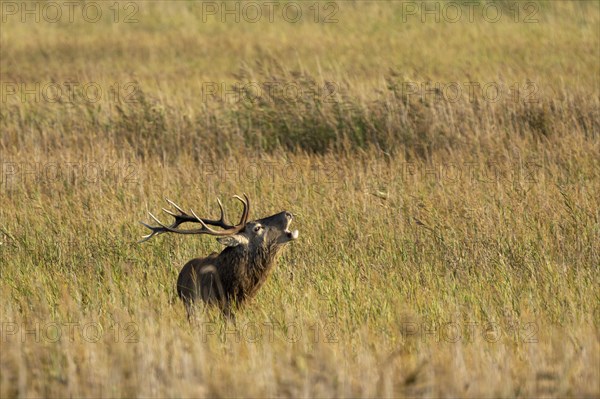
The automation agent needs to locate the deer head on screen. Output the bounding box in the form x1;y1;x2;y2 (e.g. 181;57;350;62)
216;211;299;249
139;194;299;313
139;194;299;249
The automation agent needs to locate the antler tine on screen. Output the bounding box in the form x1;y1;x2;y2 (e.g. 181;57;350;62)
138;221;161;243
189;208;226;235
242;193;250;225
163;198;186;216
243;193;250;224
137;211;171;243
244;192;250;212
232;194;245;203
232;193;250;226
139;194;251;242
216;198;228;226
150;208;237;237
161;198;231;229
148;211;171;229
166;198;185;212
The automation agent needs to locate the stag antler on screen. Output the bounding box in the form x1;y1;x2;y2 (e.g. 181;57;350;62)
139;194;250;242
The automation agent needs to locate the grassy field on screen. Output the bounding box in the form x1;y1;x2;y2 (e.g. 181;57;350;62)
1;1;599;397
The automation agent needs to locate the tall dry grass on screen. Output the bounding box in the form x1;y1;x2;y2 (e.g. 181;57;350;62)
1;1;599;397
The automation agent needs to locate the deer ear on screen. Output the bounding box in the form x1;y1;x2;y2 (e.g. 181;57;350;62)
217;235;248;247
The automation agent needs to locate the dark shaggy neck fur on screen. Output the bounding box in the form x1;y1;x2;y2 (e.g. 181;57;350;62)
177;242;285;314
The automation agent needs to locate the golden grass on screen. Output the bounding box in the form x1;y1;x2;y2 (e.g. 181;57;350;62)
1;1;599;397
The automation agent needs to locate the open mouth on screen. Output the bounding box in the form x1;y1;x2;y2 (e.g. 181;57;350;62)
285;229;299;240
275;212;298;243
284;216;299;241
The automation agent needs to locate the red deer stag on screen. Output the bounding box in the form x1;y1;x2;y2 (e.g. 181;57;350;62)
140;195;298;316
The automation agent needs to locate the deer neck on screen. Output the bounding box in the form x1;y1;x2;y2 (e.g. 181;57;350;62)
245;244;281;295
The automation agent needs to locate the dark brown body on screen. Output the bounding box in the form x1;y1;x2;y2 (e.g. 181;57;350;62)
176;211;297;314
140;196;298;316
177;243;281;311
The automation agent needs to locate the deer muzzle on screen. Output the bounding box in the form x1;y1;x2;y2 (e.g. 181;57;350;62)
282;211;299;242
258;211;299;244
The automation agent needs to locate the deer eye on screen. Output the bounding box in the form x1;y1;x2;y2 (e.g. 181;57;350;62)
253;225;263;232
